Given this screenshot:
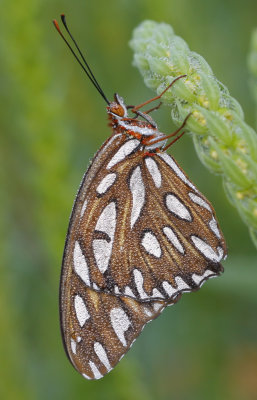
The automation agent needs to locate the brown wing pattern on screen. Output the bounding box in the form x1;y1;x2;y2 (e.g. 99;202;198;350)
63;280;165;379
60;133;226;379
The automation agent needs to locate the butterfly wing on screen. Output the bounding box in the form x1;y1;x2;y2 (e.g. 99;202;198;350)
60;133;226;379
108;151;226;301
61;283;165;379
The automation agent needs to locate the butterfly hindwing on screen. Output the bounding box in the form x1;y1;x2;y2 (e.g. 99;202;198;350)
61;283;165;379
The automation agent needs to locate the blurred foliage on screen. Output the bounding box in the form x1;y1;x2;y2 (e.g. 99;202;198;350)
0;0;257;399
248;28;257;118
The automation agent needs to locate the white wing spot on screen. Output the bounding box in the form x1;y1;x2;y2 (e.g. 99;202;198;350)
162;281;177;297
163;276;190;297
133;269;148;299
96;173;117;195
188;192;211;212
82;373;92;380
89;361;103;380
93;202;116;273
151;288;164;298
94;342;111;372
153;302;163;312
74;295;90;327
114;285;121;295
107;139;140;169
92;240;112;274
80;199;88;218
191;236;224;262
209;217;221;239
95;201;116;238
163;226;184;254
70;338;76;354
141;231;162;258
118;120;156;136
192;269;214;286
124;286;136;298
93;283;99;290
110;307;131;347
145;157;162;188
166;194;192;221
130;166;145;228
73;241;90;286
159;153;197;191
175;276;190;291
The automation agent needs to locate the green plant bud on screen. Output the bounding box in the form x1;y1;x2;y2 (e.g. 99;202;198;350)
197;73;220;110
200;109;233;144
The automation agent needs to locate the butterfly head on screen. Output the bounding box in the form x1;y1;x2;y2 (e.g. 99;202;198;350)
107;93;128;119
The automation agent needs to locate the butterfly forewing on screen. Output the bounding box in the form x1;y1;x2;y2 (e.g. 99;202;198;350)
60;130;226;379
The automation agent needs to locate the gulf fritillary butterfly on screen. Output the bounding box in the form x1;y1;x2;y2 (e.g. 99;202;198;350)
54;15;227;380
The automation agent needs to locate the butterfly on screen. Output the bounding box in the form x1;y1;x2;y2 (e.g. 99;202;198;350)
54;15;227;380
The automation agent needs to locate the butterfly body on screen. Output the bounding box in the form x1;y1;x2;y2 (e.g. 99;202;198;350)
60;93;227;380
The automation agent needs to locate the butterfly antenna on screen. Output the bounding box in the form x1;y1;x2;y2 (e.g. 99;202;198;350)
53;15;110;105
60;15;105;97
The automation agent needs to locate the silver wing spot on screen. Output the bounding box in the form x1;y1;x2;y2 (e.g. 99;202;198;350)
94;342;111;372
93;202;116;273
188;192;211;212
89;361;103;379
163;226;184;254
70;338;77;354
80;199;88;218
141;231;162;258
74;295;90;327
192;269;214;286
209;217;221;239
110;307;131;347
107;139;140;169
96;173;117;195
145;157;162;188
82;373;92;380
130;166;145;228
133;269;148;299
175;276;190;291
151;288;164;298
165;194;192;221
73;241;90;286
124;286;136;298
191;236;224;262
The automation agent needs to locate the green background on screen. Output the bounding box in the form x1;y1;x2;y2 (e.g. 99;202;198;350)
1;0;257;399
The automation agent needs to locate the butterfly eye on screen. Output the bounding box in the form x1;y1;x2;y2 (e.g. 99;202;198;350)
109;102;125;117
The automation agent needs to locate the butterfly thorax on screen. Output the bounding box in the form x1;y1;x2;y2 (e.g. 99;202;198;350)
107;93;167;151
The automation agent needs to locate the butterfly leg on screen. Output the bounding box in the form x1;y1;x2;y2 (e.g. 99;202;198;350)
127;102;163;127
131;74;187;112
128;102;162;114
147;113;192;149
162;131;186;151
144;102;162;114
